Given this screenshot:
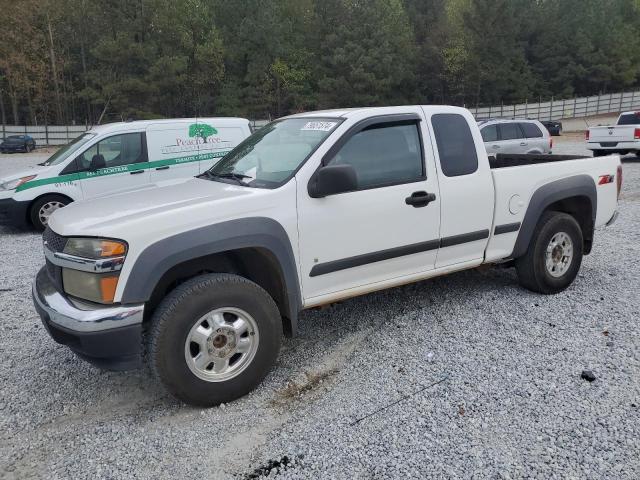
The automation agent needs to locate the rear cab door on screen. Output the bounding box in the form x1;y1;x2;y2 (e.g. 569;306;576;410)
423;107;495;268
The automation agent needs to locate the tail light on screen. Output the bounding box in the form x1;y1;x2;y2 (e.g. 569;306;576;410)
585;130;590;141
617;165;623;200
550;137;553;150
634;128;640;140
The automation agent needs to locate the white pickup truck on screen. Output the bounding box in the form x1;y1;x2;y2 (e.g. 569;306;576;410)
32;106;621;406
586;111;640;156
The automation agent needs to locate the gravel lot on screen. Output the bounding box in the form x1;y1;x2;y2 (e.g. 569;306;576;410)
1;138;639;479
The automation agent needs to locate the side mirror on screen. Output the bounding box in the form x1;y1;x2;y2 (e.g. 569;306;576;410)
308;164;358;198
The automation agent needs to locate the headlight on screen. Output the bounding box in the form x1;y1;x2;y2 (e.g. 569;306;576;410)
63;238;127;259
1;175;37;190
60;237;127;304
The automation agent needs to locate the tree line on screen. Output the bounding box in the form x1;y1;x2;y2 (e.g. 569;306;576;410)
1;0;639;126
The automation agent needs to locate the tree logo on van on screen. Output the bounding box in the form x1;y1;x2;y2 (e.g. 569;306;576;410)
189;123;218;143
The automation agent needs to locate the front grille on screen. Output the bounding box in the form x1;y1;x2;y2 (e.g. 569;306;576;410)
43;226;67;253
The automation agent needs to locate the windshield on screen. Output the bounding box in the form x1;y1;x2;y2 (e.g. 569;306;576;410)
42;133;96;166
617;113;640;125
206;118;342;188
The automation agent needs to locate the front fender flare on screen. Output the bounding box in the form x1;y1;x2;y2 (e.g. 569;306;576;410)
121;217;302;333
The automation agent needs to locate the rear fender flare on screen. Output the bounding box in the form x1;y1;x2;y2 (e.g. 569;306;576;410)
511;175;596;258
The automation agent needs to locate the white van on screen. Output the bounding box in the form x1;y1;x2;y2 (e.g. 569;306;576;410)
0;118;251;229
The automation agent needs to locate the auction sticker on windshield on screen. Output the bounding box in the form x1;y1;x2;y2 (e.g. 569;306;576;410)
301;121;337;131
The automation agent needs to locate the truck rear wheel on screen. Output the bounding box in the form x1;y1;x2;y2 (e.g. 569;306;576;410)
148;273;282;407
515;211;583;294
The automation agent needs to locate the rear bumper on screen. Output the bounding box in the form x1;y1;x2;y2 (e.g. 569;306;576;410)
32;266;145;370
586;141;640;151
0;197;30;227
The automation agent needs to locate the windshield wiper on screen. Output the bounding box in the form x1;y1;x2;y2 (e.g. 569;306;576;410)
196;170;214;179
202;171;252;186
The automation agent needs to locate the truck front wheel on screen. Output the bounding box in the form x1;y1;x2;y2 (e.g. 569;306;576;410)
515;211;583;294
148;273;282;407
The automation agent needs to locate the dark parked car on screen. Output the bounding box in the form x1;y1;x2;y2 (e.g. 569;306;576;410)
540;120;562;136
0;135;36;153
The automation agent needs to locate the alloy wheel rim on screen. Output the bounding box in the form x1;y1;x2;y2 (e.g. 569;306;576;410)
38;201;66;226
545;231;573;277
184;307;259;382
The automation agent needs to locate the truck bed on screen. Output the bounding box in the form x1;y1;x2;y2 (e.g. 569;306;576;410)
488;153;585;169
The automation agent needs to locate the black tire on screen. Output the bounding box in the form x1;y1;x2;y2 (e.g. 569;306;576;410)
148;273;282;407
592;150;605;157
29;194;71;231
515;211;583;294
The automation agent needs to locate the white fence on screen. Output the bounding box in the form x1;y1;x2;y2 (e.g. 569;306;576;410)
468;90;640;121
3;90;640;145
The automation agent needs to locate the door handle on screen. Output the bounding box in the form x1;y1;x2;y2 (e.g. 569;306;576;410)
405;191;436;208
520;142;527;146
130;169;144;175
492;145;500;149
155;166;170;171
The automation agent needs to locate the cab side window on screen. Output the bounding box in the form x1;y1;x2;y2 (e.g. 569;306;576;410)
328;121;424;189
431;113;478;177
77;133;146;171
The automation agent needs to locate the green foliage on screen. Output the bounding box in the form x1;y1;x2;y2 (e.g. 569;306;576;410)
1;0;640;124
189;123;217;142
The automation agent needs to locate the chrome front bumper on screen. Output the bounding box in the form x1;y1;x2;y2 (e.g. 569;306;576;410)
33;267;144;332
32;267;145;370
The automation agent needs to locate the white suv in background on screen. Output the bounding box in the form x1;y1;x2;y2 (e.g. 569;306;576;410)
478;119;552;156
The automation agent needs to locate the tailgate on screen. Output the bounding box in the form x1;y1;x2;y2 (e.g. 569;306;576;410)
589;126;635;142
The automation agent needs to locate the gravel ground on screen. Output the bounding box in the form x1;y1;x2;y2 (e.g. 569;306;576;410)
1;139;639;479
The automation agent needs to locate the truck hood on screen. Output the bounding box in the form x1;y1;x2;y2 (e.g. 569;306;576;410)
48;177;274;237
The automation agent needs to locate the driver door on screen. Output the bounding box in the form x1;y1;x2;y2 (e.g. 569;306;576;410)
296;112;442;302
76;133;150;199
